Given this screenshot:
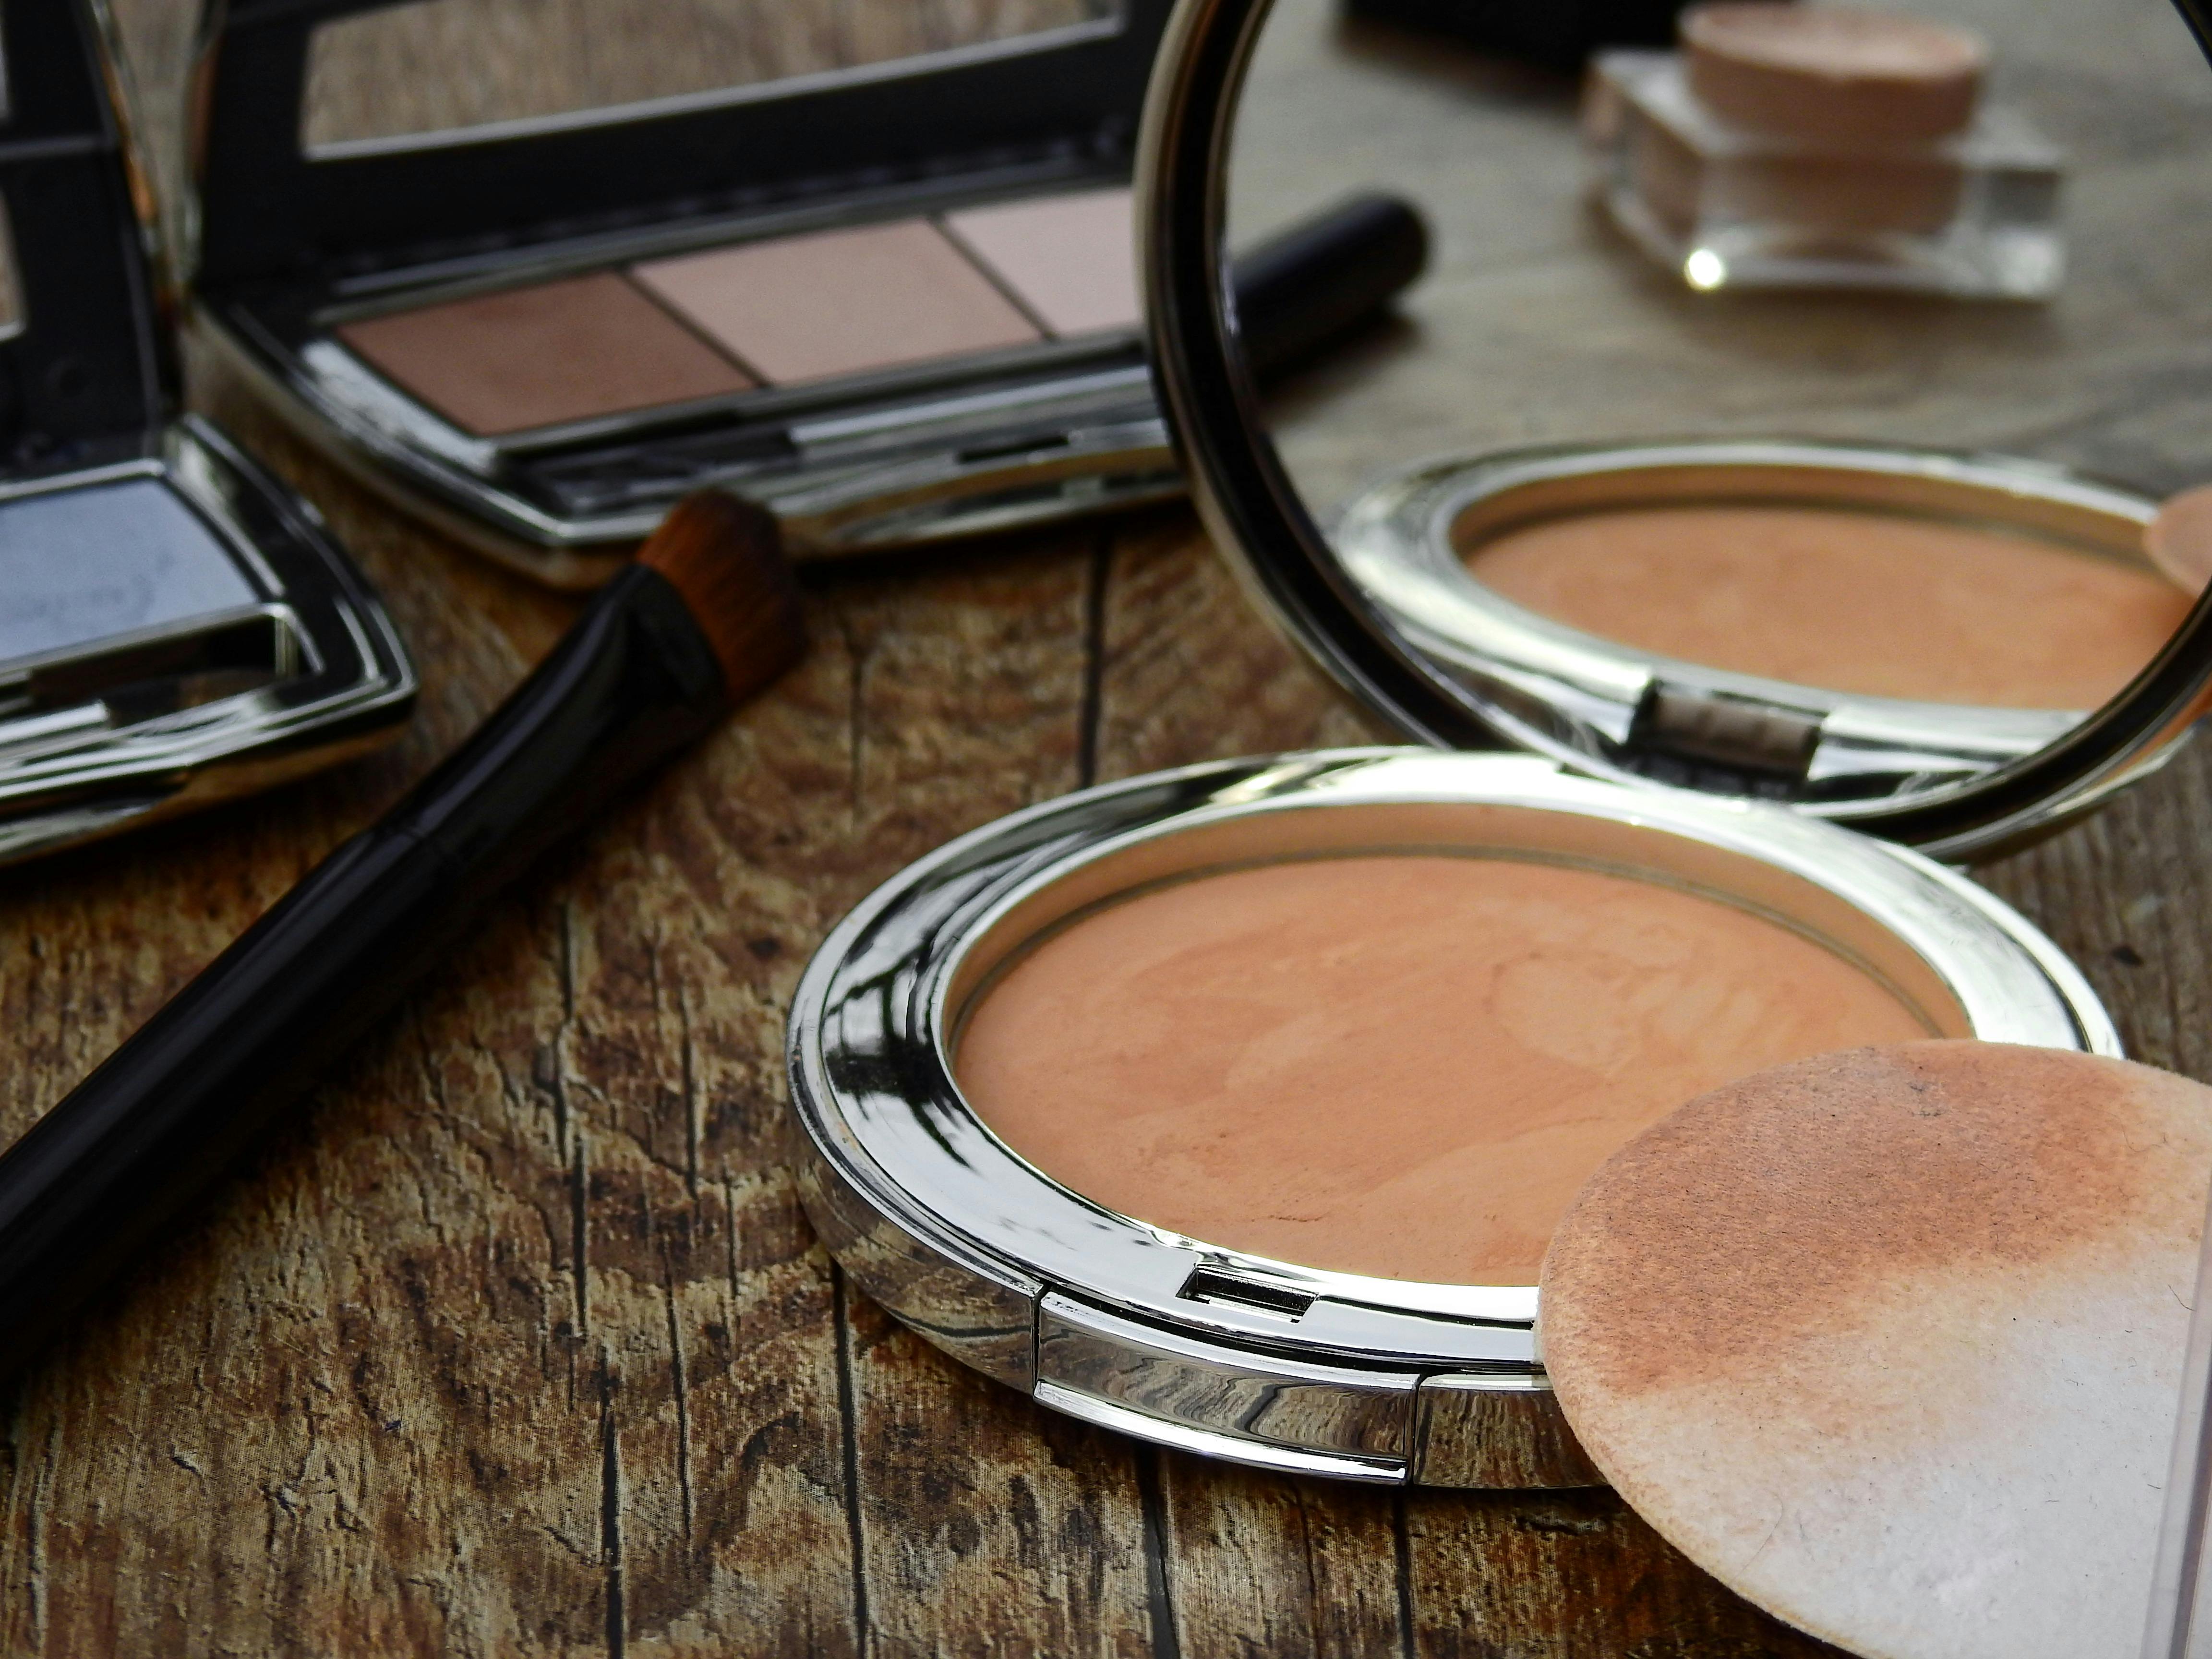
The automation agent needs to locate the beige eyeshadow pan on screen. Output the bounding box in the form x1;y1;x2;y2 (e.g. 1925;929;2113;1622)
943;187;1142;337
633;219;1041;386
335;272;755;437
1465;504;2192;710
954;853;1927;1287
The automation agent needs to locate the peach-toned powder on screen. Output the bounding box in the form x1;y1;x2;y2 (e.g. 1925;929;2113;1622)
1466;505;2190;709
954;855;1927;1285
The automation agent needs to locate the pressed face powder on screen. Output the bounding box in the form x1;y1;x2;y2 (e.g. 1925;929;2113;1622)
1465;505;2192;709
955;853;1928;1286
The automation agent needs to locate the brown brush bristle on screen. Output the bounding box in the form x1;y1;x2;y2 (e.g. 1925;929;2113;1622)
636;491;806;703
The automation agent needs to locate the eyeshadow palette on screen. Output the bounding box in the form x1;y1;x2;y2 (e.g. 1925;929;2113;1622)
334;188;1143;441
0;0;412;865
182;3;1222;587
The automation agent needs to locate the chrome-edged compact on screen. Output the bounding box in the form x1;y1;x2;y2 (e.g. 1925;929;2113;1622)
1332;437;2178;846
788;750;2113;1488
0;0;412;865
183;0;1183;588
787;0;2212;1491
1139;0;2212;866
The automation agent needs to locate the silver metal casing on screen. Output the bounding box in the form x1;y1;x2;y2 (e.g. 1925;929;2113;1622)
786;749;2116;1488
1132;0;2212;863
1331;437;2194;856
0;418;417;864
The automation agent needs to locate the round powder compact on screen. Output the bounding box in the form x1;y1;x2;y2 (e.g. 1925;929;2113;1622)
788;751;2117;1489
1330;439;2195;847
1540;1041;2212;1659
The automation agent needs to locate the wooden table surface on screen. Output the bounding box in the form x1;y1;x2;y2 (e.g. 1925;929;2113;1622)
7;1;2212;1653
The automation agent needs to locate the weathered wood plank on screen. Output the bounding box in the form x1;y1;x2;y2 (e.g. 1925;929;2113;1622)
1093;513;1387;780
1400;1489;1847;1658
12;0;2210;1655
1149;1457;1407;1659
810;522;1166;1659
1978;743;2212;1085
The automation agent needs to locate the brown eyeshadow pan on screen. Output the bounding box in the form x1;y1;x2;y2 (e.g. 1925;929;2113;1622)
633;219;1041;386
336;272;754;437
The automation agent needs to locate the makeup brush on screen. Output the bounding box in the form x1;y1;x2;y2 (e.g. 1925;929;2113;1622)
0;491;804;1374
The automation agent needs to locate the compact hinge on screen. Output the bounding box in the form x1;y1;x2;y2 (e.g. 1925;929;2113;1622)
1634;682;1823;778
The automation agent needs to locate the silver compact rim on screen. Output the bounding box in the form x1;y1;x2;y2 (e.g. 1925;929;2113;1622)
785;749;2115;1488
1132;0;2212;862
1332;437;2176;851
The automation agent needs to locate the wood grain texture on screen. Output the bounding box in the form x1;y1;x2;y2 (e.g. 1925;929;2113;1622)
4;0;2205;1654
301;0;1112;147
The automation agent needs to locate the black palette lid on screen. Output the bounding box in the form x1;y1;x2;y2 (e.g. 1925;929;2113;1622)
191;0;1176;291
0;0;170;470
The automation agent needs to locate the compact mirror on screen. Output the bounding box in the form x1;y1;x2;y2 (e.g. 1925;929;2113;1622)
1146;0;2212;858
301;0;1129;151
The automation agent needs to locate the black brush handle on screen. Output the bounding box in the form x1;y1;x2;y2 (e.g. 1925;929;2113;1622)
1232;192;1430;377
0;566;725;1371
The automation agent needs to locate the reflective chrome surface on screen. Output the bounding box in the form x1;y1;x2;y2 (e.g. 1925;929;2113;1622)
1334;438;2179;823
1135;0;2212;860
787;748;2116;1487
0;418;417;864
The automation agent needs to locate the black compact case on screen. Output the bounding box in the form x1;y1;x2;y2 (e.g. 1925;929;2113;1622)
187;0;1191;587
0;0;413;865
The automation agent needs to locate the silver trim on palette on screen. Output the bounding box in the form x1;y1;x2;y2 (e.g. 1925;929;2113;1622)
199;306;1178;590
0;419;417;864
786;749;2116;1487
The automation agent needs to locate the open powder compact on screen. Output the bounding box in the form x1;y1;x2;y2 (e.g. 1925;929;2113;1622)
789;751;2110;1485
787;0;2212;1491
182;0;1421;587
1334;438;2195;817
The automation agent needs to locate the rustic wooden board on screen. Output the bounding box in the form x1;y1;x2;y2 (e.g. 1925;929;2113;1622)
4;1;2206;1654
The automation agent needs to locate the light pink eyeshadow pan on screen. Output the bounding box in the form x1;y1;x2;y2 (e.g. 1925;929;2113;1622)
942;187;1141;337
631;220;1039;386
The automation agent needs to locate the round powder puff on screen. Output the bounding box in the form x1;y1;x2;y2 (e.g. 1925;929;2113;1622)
2147;484;2212;595
1683;4;1988;144
1539;1042;2212;1659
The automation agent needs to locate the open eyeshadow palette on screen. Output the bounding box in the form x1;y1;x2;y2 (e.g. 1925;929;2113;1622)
333;188;1142;438
185;0;1184;587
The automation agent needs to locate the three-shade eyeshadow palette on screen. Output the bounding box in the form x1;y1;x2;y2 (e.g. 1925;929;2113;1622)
336;187;1142;439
